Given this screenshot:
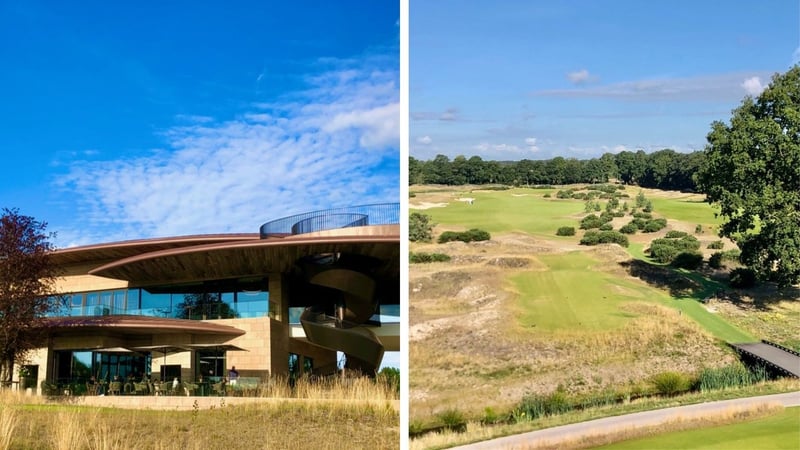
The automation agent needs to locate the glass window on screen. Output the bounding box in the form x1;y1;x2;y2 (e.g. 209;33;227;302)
112;290;126;314
141;290;172;317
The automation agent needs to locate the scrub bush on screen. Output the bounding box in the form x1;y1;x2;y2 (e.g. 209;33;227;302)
556;226;576;236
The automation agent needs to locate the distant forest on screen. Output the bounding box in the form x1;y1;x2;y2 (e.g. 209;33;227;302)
410;149;705;192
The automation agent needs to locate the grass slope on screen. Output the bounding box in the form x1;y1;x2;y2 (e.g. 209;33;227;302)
596;406;800;450
512;252;658;331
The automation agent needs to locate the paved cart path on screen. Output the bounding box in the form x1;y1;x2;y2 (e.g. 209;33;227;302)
452;391;800;450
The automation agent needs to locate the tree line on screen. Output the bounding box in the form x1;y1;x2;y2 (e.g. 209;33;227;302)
410;148;704;192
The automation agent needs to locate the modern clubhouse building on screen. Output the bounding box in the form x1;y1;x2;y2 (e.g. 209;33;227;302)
14;204;399;394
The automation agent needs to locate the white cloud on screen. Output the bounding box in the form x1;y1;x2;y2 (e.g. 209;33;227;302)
439;108;459;121
417;135;432;145
525;137;539;152
566;69;595;85
741;76;766;96
54;57;399;247
535;71;774;102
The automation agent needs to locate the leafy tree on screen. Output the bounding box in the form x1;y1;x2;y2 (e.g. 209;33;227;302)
409;156;425;185
176;293;237;320
697;66;800;287
409;212;434;242
0;208;62;386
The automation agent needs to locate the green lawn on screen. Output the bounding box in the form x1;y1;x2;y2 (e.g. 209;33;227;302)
650;196;722;229
421;189;584;237
511;252;659;331
596;407;800;450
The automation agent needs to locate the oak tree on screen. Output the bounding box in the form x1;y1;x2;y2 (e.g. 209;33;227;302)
697;66;800;287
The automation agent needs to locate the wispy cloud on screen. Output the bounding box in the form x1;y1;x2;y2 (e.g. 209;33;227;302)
566;68;597;85
53;56;398;247
534;71;776;102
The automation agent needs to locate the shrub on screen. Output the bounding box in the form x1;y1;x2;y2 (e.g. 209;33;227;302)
636;190;647;208
651;371;691;396
649;235;701;264
409;252;451;263
580;231;600;246
580;214;604;230
671;252;704;270
580;230;629;247
436;408;467;433
556;189;574;199
665;230;689;239
437;229;491;244
642;218;667;233
599;223;613;231
708;252;724;269
619;223;638;234
729;267;757;288
543;193;551;198
649;243;679;263
707;240;724;249
556;226;576;236
643;200;653;212
631;218;648;230
515;390;572;421
695;224;704;234
409;212;434;242
572;192;588;200
599;211;615;223
481;407;499;425
632;212;652;220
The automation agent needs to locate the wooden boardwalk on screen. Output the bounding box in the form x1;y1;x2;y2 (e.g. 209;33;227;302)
730;340;800;378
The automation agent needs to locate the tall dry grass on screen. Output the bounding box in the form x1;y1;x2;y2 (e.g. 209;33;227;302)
0;376;399;450
0;406;17;450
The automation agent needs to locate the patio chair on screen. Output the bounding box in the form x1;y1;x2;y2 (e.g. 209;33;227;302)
108;381;122;395
211;380;226;396
134;381;149;395
182;382;198;396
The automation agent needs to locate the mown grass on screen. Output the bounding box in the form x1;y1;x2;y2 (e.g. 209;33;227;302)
419;188;584;237
595;406;800;450
648;195;722;230
511;252;660;331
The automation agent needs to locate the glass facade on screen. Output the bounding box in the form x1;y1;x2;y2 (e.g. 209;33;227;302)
53;277;270;320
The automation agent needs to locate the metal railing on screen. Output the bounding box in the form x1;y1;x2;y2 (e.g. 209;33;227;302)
259;203;400;238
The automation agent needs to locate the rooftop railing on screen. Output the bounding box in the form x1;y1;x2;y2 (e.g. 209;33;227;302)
259;203;400;238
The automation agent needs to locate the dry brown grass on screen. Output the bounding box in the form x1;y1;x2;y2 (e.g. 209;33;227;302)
409;231;735;423
0;377;399;450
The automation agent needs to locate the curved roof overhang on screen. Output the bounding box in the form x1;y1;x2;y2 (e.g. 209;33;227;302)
43;315;246;338
87;234;400;288
50;234;260;267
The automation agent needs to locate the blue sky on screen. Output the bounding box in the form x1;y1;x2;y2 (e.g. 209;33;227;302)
0;1;399;248
410;0;800;161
